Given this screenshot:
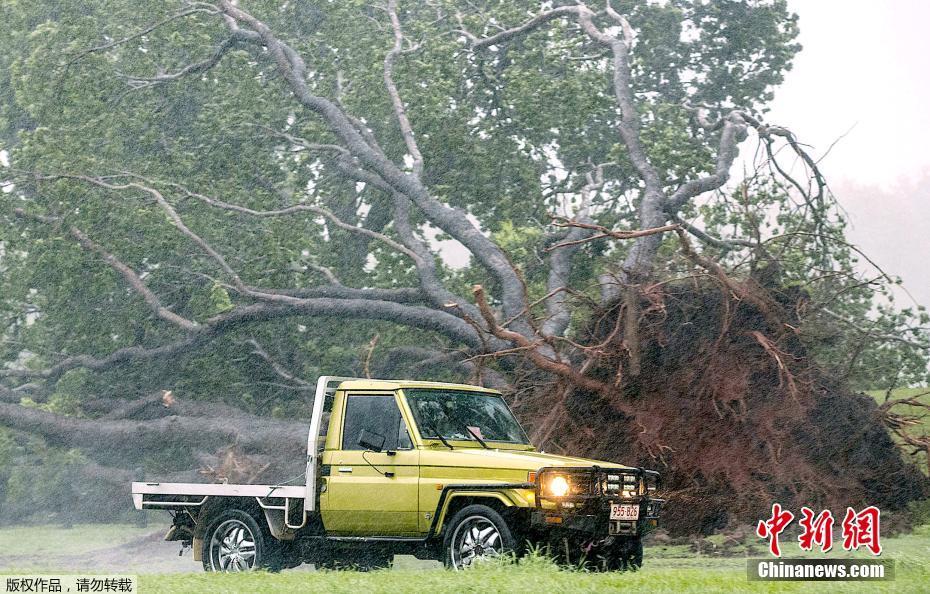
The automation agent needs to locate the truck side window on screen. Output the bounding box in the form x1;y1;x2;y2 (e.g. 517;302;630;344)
342;394;411;451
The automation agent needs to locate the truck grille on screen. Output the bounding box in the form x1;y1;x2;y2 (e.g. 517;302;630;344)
601;471;641;497
536;466;661;503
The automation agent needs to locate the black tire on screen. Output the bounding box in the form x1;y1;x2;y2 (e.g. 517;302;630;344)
201;508;288;572
610;536;643;571
442;504;516;569
579;536;643;572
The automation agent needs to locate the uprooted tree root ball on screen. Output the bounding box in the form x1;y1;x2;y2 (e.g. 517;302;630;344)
514;280;929;535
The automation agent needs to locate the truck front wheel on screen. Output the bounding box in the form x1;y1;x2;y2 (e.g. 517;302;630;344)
606;536;643;571
443;504;515;570
202;509;275;572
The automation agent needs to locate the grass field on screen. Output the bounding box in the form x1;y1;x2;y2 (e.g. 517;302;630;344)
2;523;929;593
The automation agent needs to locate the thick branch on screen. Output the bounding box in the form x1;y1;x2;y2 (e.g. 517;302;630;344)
384;0;424;178
276;285;425;303
669;213;757;251
0;335;207;383
473;285;631;412
18;209;198;330
542;166;601;337
391;194;483;321
666;112;749;212
207;299;484;349
219;1;532;335
0;401;305;462
2;293;484;385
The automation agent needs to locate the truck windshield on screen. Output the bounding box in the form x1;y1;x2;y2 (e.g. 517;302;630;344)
404;389;530;445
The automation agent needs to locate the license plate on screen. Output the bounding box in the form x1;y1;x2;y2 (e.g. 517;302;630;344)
610;503;640;520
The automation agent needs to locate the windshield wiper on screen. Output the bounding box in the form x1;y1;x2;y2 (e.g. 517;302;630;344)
421;419;454;449
462;424;490;449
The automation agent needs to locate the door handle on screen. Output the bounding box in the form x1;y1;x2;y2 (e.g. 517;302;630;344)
337;467;353;473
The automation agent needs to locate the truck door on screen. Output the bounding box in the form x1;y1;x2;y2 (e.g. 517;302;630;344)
321;391;420;535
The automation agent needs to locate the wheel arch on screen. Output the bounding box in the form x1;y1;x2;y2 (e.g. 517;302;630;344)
192;496;284;540
431;487;532;538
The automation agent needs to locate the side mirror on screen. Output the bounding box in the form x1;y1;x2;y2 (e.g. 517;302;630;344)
358;429;386;453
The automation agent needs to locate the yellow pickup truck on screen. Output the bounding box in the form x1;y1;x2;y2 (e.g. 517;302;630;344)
132;377;663;571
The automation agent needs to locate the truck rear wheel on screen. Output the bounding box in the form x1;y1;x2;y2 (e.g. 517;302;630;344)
202;509;284;572
443;504;515;570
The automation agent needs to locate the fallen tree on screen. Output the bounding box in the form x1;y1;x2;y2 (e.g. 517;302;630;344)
1;1;928;529
515;277;929;533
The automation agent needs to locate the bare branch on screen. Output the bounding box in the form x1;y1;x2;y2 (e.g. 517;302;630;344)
306;263;342;287
271;285;425;304
38;174;249;289
1;294;486;385
675;228;783;331
13;208;198;331
391;194;482;321
669;213;757;251
39;173;421;299
0;400;305;462
252;125;351;158
547;220;680;250
469;6;582;50
68;6;218;64
384;0;425;178
361;333;380;379
245;338;312;388
121;36;239;89
821;308;929;351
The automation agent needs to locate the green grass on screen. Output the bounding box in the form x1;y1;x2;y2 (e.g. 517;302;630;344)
0;523;154;556
135;554;927;594
2;523;929;593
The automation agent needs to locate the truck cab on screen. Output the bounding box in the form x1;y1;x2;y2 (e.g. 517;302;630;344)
132;377;663;571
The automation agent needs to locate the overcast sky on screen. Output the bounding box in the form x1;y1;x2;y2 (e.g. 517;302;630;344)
768;0;930;307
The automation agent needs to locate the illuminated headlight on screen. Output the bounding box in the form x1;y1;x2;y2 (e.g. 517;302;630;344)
547;475;571;498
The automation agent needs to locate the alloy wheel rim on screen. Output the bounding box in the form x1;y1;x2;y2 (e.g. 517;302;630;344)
450;516;502;569
209;519;257;572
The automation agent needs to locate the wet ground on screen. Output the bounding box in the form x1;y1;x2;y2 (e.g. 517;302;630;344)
4;528;196;573
0;523;440;573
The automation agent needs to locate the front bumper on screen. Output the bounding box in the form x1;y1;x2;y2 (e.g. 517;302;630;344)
531;496;664;536
531;466;664;537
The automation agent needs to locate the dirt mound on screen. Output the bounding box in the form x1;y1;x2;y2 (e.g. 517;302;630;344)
518;279;928;535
